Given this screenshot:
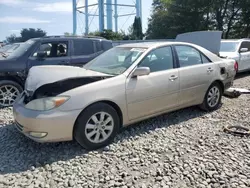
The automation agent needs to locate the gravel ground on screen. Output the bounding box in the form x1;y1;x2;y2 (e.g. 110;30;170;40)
0;74;250;188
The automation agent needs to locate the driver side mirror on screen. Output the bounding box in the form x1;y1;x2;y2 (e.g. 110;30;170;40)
239;48;248;53
132;67;150;77
37;51;47;59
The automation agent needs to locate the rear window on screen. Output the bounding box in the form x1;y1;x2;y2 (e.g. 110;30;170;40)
73;39;94;56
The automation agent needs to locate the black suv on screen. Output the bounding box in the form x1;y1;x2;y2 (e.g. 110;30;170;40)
0;36;113;107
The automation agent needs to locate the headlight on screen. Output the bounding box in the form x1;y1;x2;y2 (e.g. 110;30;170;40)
25;96;70;111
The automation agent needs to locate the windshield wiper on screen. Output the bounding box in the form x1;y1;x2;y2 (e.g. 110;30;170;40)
0;52;7;58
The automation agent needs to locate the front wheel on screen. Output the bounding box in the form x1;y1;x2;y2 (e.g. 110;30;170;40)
73;102;120;150
199;82;222;111
0;80;23;108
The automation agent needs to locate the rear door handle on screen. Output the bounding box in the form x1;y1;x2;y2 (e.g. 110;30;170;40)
169;75;178;81
207;67;214;73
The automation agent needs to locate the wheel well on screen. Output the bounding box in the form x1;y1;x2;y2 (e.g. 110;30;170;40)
74;100;123;130
213;80;224;93
101;100;123;126
0;76;24;87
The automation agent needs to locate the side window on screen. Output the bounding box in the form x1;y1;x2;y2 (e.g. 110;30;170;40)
139;46;173;73
33;42;68;58
175;46;203;67
240;42;250;52
102;41;113;51
93;41;102;52
201;54;211;64
73;39;94;56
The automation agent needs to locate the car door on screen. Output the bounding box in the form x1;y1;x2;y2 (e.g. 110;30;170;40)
126;46;180;120
27;40;71;69
239;41;250;71
70;39;103;67
174;45;215;107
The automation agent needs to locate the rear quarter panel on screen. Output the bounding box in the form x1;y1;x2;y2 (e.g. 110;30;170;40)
191;43;236;90
213;58;236;90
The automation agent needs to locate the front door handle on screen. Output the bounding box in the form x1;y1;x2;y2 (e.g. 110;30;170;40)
169;75;178;81
207;67;214;73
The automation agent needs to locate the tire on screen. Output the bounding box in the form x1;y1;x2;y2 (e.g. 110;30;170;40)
199;82;222;111
73;102;120;150
0;80;23;108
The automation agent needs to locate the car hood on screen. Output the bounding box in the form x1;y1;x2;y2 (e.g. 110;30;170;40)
176;31;222;55
0;58;14;63
25;65;112;92
0;57;7;61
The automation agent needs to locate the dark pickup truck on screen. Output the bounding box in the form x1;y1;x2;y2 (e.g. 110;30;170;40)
0;36;113;107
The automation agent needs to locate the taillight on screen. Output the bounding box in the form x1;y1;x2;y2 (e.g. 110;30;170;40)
234;61;238;72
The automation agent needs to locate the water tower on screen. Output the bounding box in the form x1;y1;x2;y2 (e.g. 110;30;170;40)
72;0;142;35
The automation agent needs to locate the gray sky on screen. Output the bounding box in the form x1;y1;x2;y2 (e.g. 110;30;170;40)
0;0;153;41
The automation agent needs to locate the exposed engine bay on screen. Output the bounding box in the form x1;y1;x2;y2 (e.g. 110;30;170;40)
23;76;112;104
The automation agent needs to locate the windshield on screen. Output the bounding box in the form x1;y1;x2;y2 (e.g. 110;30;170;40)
220;41;239;52
84;47;147;75
1;43;21;54
0;45;11;52
5;40;35;59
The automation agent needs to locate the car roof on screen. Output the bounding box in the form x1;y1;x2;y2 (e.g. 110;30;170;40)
116;41;200;49
30;36;110;42
117;41;222;62
116;42;167;48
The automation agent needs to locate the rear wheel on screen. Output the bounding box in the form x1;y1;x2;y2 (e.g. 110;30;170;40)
73;102;120;150
200;82;222;111
0;80;23;108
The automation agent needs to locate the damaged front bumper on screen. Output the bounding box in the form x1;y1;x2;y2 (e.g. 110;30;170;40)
12;96;81;143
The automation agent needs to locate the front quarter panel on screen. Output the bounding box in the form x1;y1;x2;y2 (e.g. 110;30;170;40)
57;74;128;123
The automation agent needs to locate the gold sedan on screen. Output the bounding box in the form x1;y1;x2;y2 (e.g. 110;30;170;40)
13;42;237;150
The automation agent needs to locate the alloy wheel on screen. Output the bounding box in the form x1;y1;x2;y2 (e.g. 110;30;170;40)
85;112;114;143
0;85;20;107
207;86;220;108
